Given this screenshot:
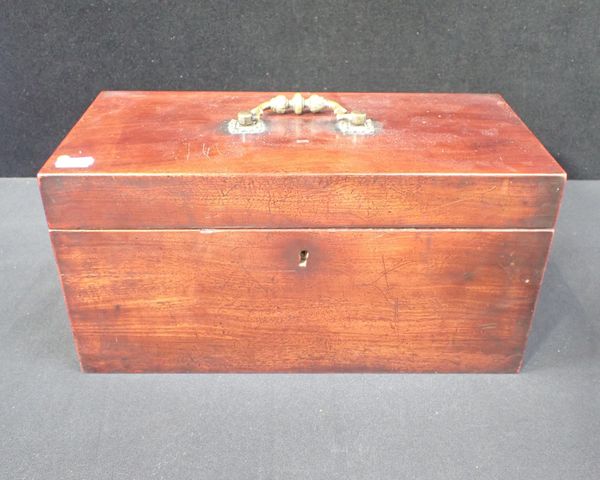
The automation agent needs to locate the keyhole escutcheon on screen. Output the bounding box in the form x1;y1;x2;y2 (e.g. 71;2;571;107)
298;250;309;268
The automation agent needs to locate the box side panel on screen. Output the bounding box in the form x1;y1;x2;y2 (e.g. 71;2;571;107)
51;229;553;373
40;174;564;229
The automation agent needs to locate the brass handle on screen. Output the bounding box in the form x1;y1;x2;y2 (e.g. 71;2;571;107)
228;93;375;135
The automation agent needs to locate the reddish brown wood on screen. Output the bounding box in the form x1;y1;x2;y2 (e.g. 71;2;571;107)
38;91;565;176
38;92;565;373
52;229;552;373
40;173;563;230
38;91;565;230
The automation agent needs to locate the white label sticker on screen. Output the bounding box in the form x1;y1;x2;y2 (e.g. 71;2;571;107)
55;155;95;168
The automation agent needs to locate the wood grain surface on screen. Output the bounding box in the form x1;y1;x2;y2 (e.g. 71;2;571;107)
39;91;565;373
38;91;565;176
38;91;565;230
52;229;553;373
40;173;564;230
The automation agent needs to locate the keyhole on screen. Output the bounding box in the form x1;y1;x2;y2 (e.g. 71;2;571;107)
298;250;309;268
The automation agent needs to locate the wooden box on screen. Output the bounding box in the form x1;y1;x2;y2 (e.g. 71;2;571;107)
38;91;565;373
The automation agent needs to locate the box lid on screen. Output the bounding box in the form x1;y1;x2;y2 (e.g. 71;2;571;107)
39;91;565;229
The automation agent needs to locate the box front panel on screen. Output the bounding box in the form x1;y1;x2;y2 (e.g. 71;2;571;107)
51;229;552;373
40;174;564;230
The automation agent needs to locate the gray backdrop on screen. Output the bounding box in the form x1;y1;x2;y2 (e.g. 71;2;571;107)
1;0;598;178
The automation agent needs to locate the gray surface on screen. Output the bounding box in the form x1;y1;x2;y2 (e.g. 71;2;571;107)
1;1;600;178
0;178;598;479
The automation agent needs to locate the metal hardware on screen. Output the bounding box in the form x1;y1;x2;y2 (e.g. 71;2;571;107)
227;93;375;135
